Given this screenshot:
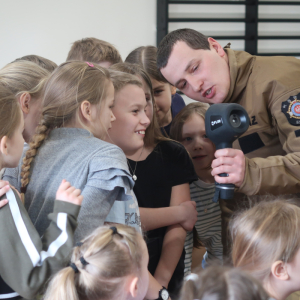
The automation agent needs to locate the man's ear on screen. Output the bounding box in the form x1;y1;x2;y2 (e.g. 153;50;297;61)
19;92;31;115
128;276;139;298
208;37;226;57
271;260;289;281
170;85;177;95
80;100;92;122
0;136;9;156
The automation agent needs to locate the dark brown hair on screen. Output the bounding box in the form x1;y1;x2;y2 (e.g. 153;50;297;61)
13;55;57;72
157;29;210;69
67;37;122;65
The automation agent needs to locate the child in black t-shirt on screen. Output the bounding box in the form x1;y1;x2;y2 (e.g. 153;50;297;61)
107;65;198;298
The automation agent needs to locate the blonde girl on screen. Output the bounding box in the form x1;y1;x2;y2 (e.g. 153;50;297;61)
106;69;198;298
179;266;271;300
0;60;49;143
125;45;185;136
44;224;149;300
4;61;134;243
231;200;300;300
0;84;83;299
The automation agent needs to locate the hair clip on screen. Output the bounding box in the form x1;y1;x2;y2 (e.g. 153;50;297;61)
70;262;79;273
185;273;199;282
86;62;94;67
80;256;89;266
110;226;118;235
76;241;84;247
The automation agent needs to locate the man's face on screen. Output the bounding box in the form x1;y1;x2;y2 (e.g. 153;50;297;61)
160;39;231;104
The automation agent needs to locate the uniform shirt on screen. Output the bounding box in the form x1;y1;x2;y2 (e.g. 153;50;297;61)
224;46;300;195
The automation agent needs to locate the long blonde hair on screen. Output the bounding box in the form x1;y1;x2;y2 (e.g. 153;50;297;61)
231;199;300;280
0;84;22;139
179;266;270;300
44;224;144;300
21;61;111;192
0;60;49;100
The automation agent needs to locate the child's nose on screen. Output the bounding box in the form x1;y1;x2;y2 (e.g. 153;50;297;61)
111;112;116;122
141;111;150;126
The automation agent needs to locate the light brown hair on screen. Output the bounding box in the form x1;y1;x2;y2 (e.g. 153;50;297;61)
0;60;49;101
13;55;57;72
21;61;111;191
67;37;122;65
109;66;169;148
169;102;209;142
125;46;167;83
179;266;270;300
231;200;300;281
0;84;22;139
44;224;144;300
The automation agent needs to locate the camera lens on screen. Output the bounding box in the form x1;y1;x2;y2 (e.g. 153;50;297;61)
229;113;241;128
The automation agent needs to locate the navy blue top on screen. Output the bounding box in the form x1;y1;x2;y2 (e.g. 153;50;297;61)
162;93;186;137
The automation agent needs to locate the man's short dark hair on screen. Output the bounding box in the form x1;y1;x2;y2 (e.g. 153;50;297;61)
157;28;210;69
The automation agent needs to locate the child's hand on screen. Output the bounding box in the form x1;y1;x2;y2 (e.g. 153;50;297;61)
0;180;10;208
211;148;246;187
179;201;197;231
56;179;83;206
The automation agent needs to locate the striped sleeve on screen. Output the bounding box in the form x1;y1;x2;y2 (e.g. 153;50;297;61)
0;188;80;299
184;181;223;275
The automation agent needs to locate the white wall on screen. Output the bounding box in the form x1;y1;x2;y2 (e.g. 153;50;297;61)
0;0;157;68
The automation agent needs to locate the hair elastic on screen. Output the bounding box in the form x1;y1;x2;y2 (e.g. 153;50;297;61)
86;62;94;67
70;262;79;273
76;241;84;247
110;226;118;235
185;273;199;282
80;256;89;266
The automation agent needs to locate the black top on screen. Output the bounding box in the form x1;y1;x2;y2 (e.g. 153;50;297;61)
161;93;186;137
128;141;197;297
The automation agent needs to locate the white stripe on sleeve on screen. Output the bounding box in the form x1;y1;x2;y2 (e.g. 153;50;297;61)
7;189;69;267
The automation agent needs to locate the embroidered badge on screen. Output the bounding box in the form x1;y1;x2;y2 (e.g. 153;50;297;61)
281;93;300;126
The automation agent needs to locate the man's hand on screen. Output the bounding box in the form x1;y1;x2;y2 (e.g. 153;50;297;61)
179;201;197;231
211;148;246;187
56;179;83;206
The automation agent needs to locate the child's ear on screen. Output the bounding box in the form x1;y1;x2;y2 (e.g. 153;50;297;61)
271;260;289;281
170;85;177;95
0;136;9;156
128;276;139;298
80;100;93;122
19;92;31;115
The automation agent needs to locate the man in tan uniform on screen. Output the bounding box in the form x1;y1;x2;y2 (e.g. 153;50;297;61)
157;28;300;196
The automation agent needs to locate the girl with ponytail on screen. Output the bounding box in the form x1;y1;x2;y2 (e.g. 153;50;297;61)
44;224;149;300
4;61;135;242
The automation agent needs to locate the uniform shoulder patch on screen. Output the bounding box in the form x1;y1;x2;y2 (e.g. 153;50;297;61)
281;93;300;126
